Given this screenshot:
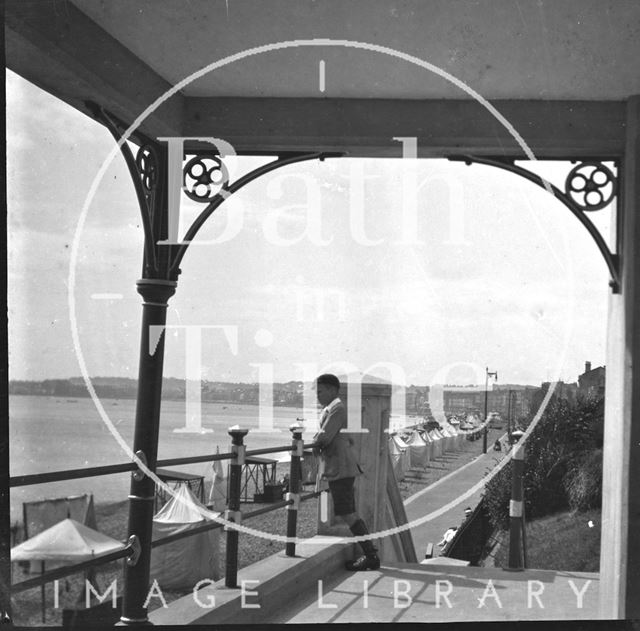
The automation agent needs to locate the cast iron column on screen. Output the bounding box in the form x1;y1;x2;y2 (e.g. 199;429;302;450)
120;279;176;625
225;428;248;588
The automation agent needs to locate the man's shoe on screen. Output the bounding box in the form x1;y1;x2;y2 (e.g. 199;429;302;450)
345;554;381;571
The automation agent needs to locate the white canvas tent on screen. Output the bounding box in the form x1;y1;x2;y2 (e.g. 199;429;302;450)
440;423;457;450
150;485;221;589
406;430;429;469
439;426;455;452
207;447;227;511
388;435;410;480
428;429;443;457
420;430;435;461
388;437;402;480
11;518;126;623
22;493;97;572
11;518;125;563
391;434;411;477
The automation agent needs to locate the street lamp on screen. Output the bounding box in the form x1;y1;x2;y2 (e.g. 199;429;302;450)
508;390;516;444
483;367;498;453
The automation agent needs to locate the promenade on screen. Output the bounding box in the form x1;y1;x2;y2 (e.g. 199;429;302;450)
404;437;506;559
277;563;600;623
149;431;601;625
274;435;601;624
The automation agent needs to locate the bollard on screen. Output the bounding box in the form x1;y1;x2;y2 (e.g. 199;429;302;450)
505;442;525;571
225;427;248;588
286;423;304;557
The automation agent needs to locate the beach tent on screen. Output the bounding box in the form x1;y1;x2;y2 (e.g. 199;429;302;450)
207;447;227;511
11;518;125;623
442;421;462;449
391;434;411;476
439;425;454;451
150;485;221;589
428;430;443;457
439;427;455;452
388;436;410;480
449;424;464;450
11;518;125;563
420;430;435;461
406;430;429;469
388;436;404;480
440;430;450;453
22;493;97;573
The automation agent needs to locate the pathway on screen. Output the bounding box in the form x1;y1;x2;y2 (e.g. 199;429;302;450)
403;438;506;559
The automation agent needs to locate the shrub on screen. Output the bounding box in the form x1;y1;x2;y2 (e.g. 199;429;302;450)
483;461;512;530
482;394;603;530
563;448;603;511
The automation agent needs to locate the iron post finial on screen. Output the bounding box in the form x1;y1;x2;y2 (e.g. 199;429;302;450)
228;427;249;445
289;422;303;437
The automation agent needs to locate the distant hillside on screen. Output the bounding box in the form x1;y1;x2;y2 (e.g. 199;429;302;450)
9;378;305;407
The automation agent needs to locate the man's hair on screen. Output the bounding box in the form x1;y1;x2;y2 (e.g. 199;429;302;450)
316;373;341;391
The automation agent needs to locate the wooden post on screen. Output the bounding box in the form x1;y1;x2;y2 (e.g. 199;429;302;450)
285;424;303;557
505;443;525;571
41;561;45;623
599;95;640;618
0;63;11;620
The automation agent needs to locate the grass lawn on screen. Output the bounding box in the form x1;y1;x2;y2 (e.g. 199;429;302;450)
492;508;601;573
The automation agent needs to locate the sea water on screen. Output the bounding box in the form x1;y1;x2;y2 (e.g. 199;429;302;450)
9;394;320;523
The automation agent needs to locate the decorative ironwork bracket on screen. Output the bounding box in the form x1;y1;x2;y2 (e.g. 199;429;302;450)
168;150;337;279
449;156;621;293
85;101;331;283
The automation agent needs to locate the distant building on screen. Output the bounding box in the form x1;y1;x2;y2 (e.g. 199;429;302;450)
441;386;483;417
578;361;605;399
493;385;538;419
406;385;430;415
437;384;535;419
530;380;579;413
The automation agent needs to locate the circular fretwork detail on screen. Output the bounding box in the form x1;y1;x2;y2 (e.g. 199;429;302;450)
136;145;158;194
565;162;616;211
183;156;229;202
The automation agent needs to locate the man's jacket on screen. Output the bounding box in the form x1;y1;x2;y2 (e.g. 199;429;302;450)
313;398;362;481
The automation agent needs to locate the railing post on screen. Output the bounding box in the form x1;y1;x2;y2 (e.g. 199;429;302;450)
506;442;525;571
225;427;247;588
286;423;303;557
121;279;176;625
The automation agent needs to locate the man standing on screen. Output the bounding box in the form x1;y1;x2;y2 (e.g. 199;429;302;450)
313;374;380;571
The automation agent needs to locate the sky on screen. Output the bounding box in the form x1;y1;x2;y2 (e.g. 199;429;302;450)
6;69;612;387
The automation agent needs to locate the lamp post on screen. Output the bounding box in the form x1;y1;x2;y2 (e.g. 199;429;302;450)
508;390;516;444
483;367;498;454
